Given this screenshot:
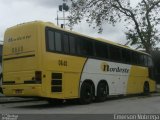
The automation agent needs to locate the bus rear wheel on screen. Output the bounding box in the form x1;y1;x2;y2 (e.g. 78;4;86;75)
0;87;2;94
96;82;108;102
143;82;150;95
80;82;94;104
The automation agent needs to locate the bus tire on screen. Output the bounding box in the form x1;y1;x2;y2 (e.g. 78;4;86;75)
80;82;94;104
143;82;150;95
0;87;2;94
96;82;108;102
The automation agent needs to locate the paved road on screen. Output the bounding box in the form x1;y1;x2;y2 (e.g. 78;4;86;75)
0;94;160;114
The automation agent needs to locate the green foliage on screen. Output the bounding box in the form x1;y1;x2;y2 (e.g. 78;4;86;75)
68;0;160;53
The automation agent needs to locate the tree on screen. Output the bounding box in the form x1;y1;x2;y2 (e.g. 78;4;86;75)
68;0;160;53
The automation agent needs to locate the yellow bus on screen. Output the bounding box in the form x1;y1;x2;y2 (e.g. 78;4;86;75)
2;21;156;104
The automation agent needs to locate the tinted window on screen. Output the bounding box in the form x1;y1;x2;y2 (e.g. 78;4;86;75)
55;32;62;52
47;30;55;51
122;49;131;64
77;37;93;56
139;54;144;66
144;55;148;66
95;42;108;59
148;57;153;67
136;53;140;65
110;46;121;62
132;52;138;65
46;28;150;67
69;36;76;54
63;34;69;53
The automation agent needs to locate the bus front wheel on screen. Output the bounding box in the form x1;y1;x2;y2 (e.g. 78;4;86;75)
80;82;94;104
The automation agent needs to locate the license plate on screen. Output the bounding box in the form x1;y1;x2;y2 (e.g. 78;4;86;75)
15;89;23;94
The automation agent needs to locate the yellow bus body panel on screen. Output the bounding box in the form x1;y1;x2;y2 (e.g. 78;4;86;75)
127;65;155;94
2;21;87;99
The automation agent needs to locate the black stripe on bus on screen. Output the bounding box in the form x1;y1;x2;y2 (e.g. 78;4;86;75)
3;54;35;61
78;58;88;97
3;81;15;85
24;80;41;84
3;50;35;57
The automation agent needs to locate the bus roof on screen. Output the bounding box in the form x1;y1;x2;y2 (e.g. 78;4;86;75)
6;21;150;56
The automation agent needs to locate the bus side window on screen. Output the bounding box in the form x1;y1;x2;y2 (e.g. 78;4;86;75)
47;30;55;51
139;54;144;66
63;34;69;53
55;32;62;52
77;37;93;56
122;49;131;64
148;57;153;67
110;46;121;62
69;36;76;54
132;52;138;65
144;55;148;66
95;42;108;59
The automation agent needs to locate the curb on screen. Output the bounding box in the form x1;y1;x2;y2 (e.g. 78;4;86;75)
0;97;39;104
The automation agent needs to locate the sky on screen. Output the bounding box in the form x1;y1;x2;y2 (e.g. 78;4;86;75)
0;0;140;45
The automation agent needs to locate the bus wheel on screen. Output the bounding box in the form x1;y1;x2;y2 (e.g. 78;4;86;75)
143;82;150;95
96;82;108;102
80;82;94;104
0;87;3;94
